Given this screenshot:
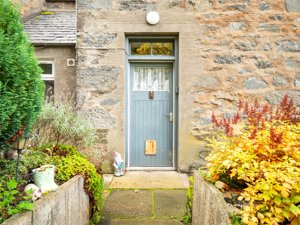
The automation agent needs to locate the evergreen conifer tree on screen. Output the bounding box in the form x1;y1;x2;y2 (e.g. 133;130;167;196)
0;0;44;149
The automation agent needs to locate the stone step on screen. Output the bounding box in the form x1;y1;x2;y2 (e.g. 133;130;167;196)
99;189;187;225
100;218;183;225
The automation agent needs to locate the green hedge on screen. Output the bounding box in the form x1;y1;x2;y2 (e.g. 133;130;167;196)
0;0;44;148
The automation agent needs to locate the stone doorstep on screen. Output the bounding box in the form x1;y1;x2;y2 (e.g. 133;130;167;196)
100;218;184;225
106;171;190;189
100;189;187;225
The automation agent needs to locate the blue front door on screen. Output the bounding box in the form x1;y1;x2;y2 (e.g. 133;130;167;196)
129;63;173;167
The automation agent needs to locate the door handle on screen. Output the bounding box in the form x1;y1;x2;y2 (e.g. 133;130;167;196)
166;112;173;122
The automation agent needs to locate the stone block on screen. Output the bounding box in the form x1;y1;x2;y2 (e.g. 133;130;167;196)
32;176;89;225
255;60;272;69
228;22;246;30
225;4;246;11
214;55;242;64
269;14;283;21
95;129;109;144
78;33;117;48
192;74;220;89
198;117;212;126
239;69;252;74
153;190;187;218
100;218;183;225
100;98;120;106
1;211;32;225
276;40;300;52
235;42;257;51
119;0;156;11
285;0;300;12
285;59;300;69
186;0;213;11
82;108;116;129
244;77;268;90
101;190;152;218
295;75;300;87
77;0;112;10
262;43;272;51
257;23;280;32
265;90;300;106
259;2;271;10
213;92;238;102
192;172;230;225
77;66;120;94
273;75;288;86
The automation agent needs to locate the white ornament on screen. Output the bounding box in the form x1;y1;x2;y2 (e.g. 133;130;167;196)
33;165;58;193
146;11;160;25
24;184;42;201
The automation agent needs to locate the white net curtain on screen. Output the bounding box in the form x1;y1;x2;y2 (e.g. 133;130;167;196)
133;67;170;91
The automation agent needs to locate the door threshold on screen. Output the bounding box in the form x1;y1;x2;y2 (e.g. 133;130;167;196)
126;167;176;171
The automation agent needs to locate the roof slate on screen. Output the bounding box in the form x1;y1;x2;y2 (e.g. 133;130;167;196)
24;12;76;45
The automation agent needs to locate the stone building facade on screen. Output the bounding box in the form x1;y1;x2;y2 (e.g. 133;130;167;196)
23;0;76;99
76;0;300;172
19;0;300;172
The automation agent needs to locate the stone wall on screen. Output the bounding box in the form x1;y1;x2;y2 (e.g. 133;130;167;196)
12;0;45;21
35;47;76;99
192;172;230;225
77;0;300;172
2;176;89;225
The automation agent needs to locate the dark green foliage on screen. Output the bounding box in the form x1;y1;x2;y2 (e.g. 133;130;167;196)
230;213;243;225
0;0;44;149
183;176;194;224
41;145;104;225
0;179;33;223
0;151;51;181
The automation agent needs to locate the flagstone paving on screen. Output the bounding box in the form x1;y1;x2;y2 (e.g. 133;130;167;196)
99;171;189;225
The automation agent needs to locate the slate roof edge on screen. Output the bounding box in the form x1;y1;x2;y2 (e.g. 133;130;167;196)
22;11;42;23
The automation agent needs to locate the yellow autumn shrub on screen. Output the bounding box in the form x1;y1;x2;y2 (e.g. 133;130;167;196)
206;116;300;224
206;121;300;225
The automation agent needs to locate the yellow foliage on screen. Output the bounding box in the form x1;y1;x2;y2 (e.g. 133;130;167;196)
206;121;300;224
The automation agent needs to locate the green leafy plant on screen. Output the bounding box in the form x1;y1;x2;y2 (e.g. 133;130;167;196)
0;179;33;223
31;99;96;149
206;95;300;225
183;176;194;224
0;0;44;150
0;150;51;182
42;145;103;225
230;213;243;225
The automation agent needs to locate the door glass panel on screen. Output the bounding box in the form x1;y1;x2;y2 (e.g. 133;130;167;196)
130;41;174;56
133;67;170;91
152;43;173;56
131;42;151;55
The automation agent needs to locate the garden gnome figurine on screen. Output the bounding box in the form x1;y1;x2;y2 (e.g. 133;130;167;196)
113;151;125;177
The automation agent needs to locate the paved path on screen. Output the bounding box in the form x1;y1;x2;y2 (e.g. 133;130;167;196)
99;171;189;225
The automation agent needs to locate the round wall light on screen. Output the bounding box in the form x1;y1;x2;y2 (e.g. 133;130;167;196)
146;11;160;25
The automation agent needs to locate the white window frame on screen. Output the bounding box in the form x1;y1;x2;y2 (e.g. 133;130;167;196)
39;60;55;81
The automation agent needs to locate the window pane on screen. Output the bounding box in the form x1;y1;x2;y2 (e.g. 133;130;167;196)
40;63;53;74
152;43;173;56
133;67;170;91
131;42;151;55
44;80;54;100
